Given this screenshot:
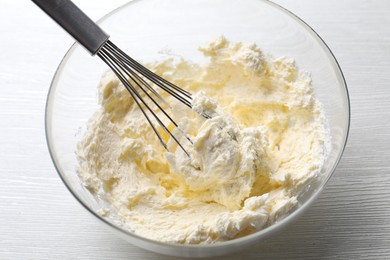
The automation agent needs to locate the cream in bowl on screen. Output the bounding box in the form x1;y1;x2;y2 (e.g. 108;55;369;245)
76;36;330;244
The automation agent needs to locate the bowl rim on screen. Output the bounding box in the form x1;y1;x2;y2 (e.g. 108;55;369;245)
45;0;350;250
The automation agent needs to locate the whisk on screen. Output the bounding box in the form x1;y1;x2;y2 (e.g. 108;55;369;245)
32;0;197;156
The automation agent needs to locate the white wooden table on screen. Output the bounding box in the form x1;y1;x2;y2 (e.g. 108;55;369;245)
1;0;389;259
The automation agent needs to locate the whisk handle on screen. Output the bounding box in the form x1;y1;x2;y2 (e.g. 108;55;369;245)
32;0;109;55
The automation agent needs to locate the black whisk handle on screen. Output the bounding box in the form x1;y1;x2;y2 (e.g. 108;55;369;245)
31;0;109;55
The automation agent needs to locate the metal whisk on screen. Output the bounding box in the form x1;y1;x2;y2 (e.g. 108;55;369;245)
32;0;196;155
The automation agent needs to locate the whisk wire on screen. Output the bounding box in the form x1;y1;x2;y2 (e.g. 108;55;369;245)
101;48;174;126
107;52;194;145
103;44;170;108
98;51;167;150
104;41;193;108
98;41;191;156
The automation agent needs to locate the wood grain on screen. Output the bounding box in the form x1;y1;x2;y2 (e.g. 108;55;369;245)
0;0;389;259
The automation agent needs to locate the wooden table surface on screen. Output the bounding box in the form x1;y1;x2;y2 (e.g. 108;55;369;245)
1;0;389;259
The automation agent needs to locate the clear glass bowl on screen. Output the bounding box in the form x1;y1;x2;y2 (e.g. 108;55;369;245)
46;0;350;257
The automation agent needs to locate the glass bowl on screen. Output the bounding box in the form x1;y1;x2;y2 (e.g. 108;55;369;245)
45;0;350;257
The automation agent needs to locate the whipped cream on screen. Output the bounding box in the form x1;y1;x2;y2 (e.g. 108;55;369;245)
167;91;270;211
76;36;330;244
